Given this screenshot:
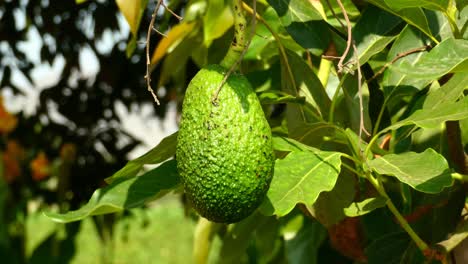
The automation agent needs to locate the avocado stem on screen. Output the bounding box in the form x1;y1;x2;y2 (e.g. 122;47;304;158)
212;0;253;103
220;0;247;69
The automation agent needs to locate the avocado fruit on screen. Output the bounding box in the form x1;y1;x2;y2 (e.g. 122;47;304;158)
176;64;274;223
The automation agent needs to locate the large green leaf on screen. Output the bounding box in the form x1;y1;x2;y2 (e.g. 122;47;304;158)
422;74;468;109
367;148;453;193
203;0;233;46
272;136;316;152
384;0;449;12
366;0;437;42
45;160;180;223
218;212;269;264
311;170;356;227
335;74;372;134
365;232;411;264
396;38;468;79
289;122;339;149
285;49;331;120
344;197;388;217
384;95;468;131
285;220;327;264
260;151;342;216
106;132;177;183
353;5;402;66
383;25;431;94
268;0;324;26
437;218;468;252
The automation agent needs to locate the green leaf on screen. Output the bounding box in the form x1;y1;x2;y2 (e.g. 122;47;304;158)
203;0;233;46
260;151;342;216
366;0;437;42
106;132;177;183
437;218;468;252
385;96;468;131
335;74;372;134
320;0;360;31
268;0;324;27
396;38;468;79
285;49;331;120
367;148;453;193
365;232;411;264
45;160;180;223
289;122;338;148
383;25;431;94
311;170;356;227
344;197;388;217
353;5;402;66
423;74;468;109
218;212;268;264
285;220;327;264
285;20;331;56
272;136;316;152
258;92;305;105
115;0;147;36
384;0;449;12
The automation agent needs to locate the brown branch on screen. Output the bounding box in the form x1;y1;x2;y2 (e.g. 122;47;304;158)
335;0;352;73
353;42;371;143
161;2;183;20
145;0;163;105
367;45;431;83
144;1;183;105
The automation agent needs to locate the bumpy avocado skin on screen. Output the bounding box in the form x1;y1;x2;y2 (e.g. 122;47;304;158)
176;64;274;223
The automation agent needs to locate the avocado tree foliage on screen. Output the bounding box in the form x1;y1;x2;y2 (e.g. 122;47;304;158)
46;0;468;263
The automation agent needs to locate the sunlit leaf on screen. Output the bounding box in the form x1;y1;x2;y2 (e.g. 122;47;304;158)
115;0;147;36
260;151;342;216
218;212;269;263
285;50;331;120
344;197;387;217
258;92;305;105
106;132;177;183
151;22;197;66
367;149;453;193
272;136;316;152
383;0;449;12
45;160;180;223
384;96;468;131
203;0;233;46
268;0;324;26
437;218;468;252
423;74;468;109
383;25;431;94
396;38;468;79
366;0;437;42
285;220;327;264
311;171;356;227
353;5;402;66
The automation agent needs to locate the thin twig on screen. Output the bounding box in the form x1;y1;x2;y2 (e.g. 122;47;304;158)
325;0;346;31
367;45;431;82
335;0;352;73
145;0;163;105
145;1;184;105
161;2;183;20
353;42;370;143
212;0;257;103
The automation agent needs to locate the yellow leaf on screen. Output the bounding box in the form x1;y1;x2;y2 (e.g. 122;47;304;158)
116;0;144;36
309;0;327;21
151;21;197;66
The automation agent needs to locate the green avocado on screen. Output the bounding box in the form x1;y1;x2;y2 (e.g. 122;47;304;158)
176;64;275;223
